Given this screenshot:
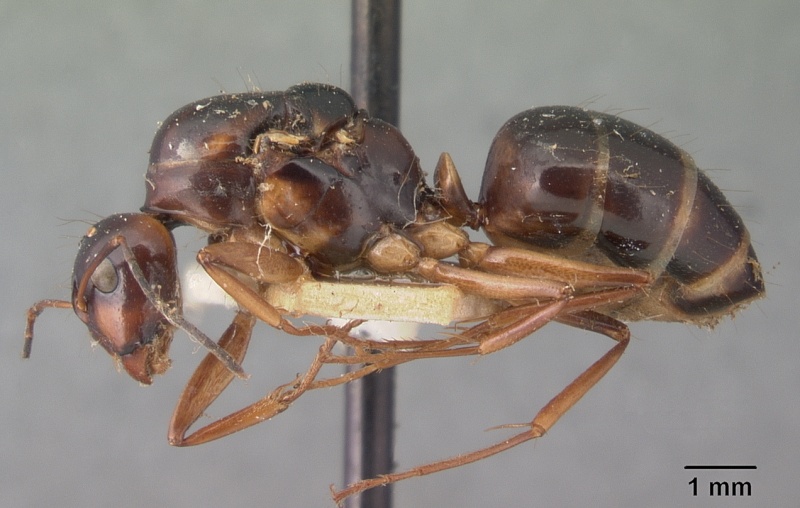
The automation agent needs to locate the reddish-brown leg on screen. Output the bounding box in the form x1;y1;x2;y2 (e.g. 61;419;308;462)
196;241;304;329
332;311;631;504
414;250;646;356
169;313;484;447
168;308;369;446
460;242;653;289
170;330;344;446
173;236;648;455
196;241;357;338
169;311;256;445
318;285;643;373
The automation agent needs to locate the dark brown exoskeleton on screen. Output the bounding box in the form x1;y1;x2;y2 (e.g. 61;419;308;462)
24;84;593;448
23;90;763;503
141;84;648;449
438;106;764;324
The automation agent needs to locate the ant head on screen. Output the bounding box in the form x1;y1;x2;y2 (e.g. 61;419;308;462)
71;213;180;384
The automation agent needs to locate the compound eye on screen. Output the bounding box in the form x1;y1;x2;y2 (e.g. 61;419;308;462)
90;257;119;293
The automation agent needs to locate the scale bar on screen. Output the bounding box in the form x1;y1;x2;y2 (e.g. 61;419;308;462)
684;465;757;470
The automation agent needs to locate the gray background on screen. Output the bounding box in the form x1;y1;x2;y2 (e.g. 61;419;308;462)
2;1;797;506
